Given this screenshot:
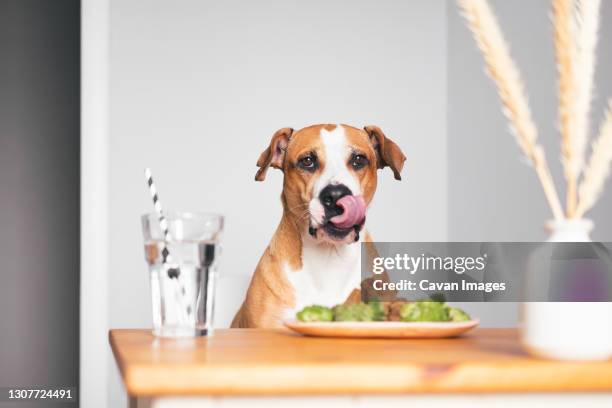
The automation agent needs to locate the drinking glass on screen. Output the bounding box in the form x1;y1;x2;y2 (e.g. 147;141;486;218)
141;212;223;337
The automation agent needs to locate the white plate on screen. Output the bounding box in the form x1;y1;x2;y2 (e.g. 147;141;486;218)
283;319;480;339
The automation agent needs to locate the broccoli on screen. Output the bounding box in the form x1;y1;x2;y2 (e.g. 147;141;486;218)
296;302;471;324
296;305;333;322
369;301;387;320
333;302;385;322
399;301;450;322
447;306;471;322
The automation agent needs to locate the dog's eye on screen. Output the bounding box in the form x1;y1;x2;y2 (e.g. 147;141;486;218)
350;154;369;170
298;155;317;171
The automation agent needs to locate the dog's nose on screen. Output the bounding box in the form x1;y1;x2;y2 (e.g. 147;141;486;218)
319;184;352;211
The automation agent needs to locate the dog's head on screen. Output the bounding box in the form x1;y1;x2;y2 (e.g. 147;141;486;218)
255;124;405;244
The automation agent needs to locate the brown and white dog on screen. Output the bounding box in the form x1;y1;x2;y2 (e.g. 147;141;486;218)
231;124;406;328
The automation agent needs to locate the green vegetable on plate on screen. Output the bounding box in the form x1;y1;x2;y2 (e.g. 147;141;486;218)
447;306;471;322
332;302;385;322
295;301;471;323
296;305;333;322
399;301;450;322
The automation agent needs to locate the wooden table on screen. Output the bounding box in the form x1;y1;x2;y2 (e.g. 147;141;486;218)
110;328;612;408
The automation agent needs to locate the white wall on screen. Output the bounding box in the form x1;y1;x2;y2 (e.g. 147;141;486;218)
108;0;447;406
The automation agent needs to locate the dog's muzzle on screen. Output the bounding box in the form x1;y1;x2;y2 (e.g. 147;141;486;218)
309;184;366;242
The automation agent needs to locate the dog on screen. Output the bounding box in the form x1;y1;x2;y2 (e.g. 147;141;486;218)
231;124;405;328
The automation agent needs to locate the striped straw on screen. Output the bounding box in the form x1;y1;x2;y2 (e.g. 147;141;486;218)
144;168;175;274
144;168;191;319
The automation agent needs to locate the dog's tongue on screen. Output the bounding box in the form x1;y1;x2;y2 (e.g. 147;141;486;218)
330;195;366;229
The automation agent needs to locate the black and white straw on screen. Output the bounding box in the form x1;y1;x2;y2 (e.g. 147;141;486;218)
145;169;173;269
145;168;180;279
144;168;191;320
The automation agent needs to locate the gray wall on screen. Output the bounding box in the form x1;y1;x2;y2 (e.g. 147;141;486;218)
108;0;448;331
447;0;612;326
105;0;612;404
0;0;80;406
449;0;612;241
108;0;447;405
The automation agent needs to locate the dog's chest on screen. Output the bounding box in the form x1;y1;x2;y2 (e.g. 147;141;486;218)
282;239;362;319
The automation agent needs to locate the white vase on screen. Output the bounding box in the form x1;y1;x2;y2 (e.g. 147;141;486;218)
521;219;612;361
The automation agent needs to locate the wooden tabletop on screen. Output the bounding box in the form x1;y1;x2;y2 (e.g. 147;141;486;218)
109;328;612;396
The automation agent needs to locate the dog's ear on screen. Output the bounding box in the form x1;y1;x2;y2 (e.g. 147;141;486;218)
364;125;406;180
255;127;294;181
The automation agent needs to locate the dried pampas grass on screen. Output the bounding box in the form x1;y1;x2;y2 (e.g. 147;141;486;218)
576;102;612;218
459;0;610;221
553;0;579;216
458;0;564;220
573;0;601;191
